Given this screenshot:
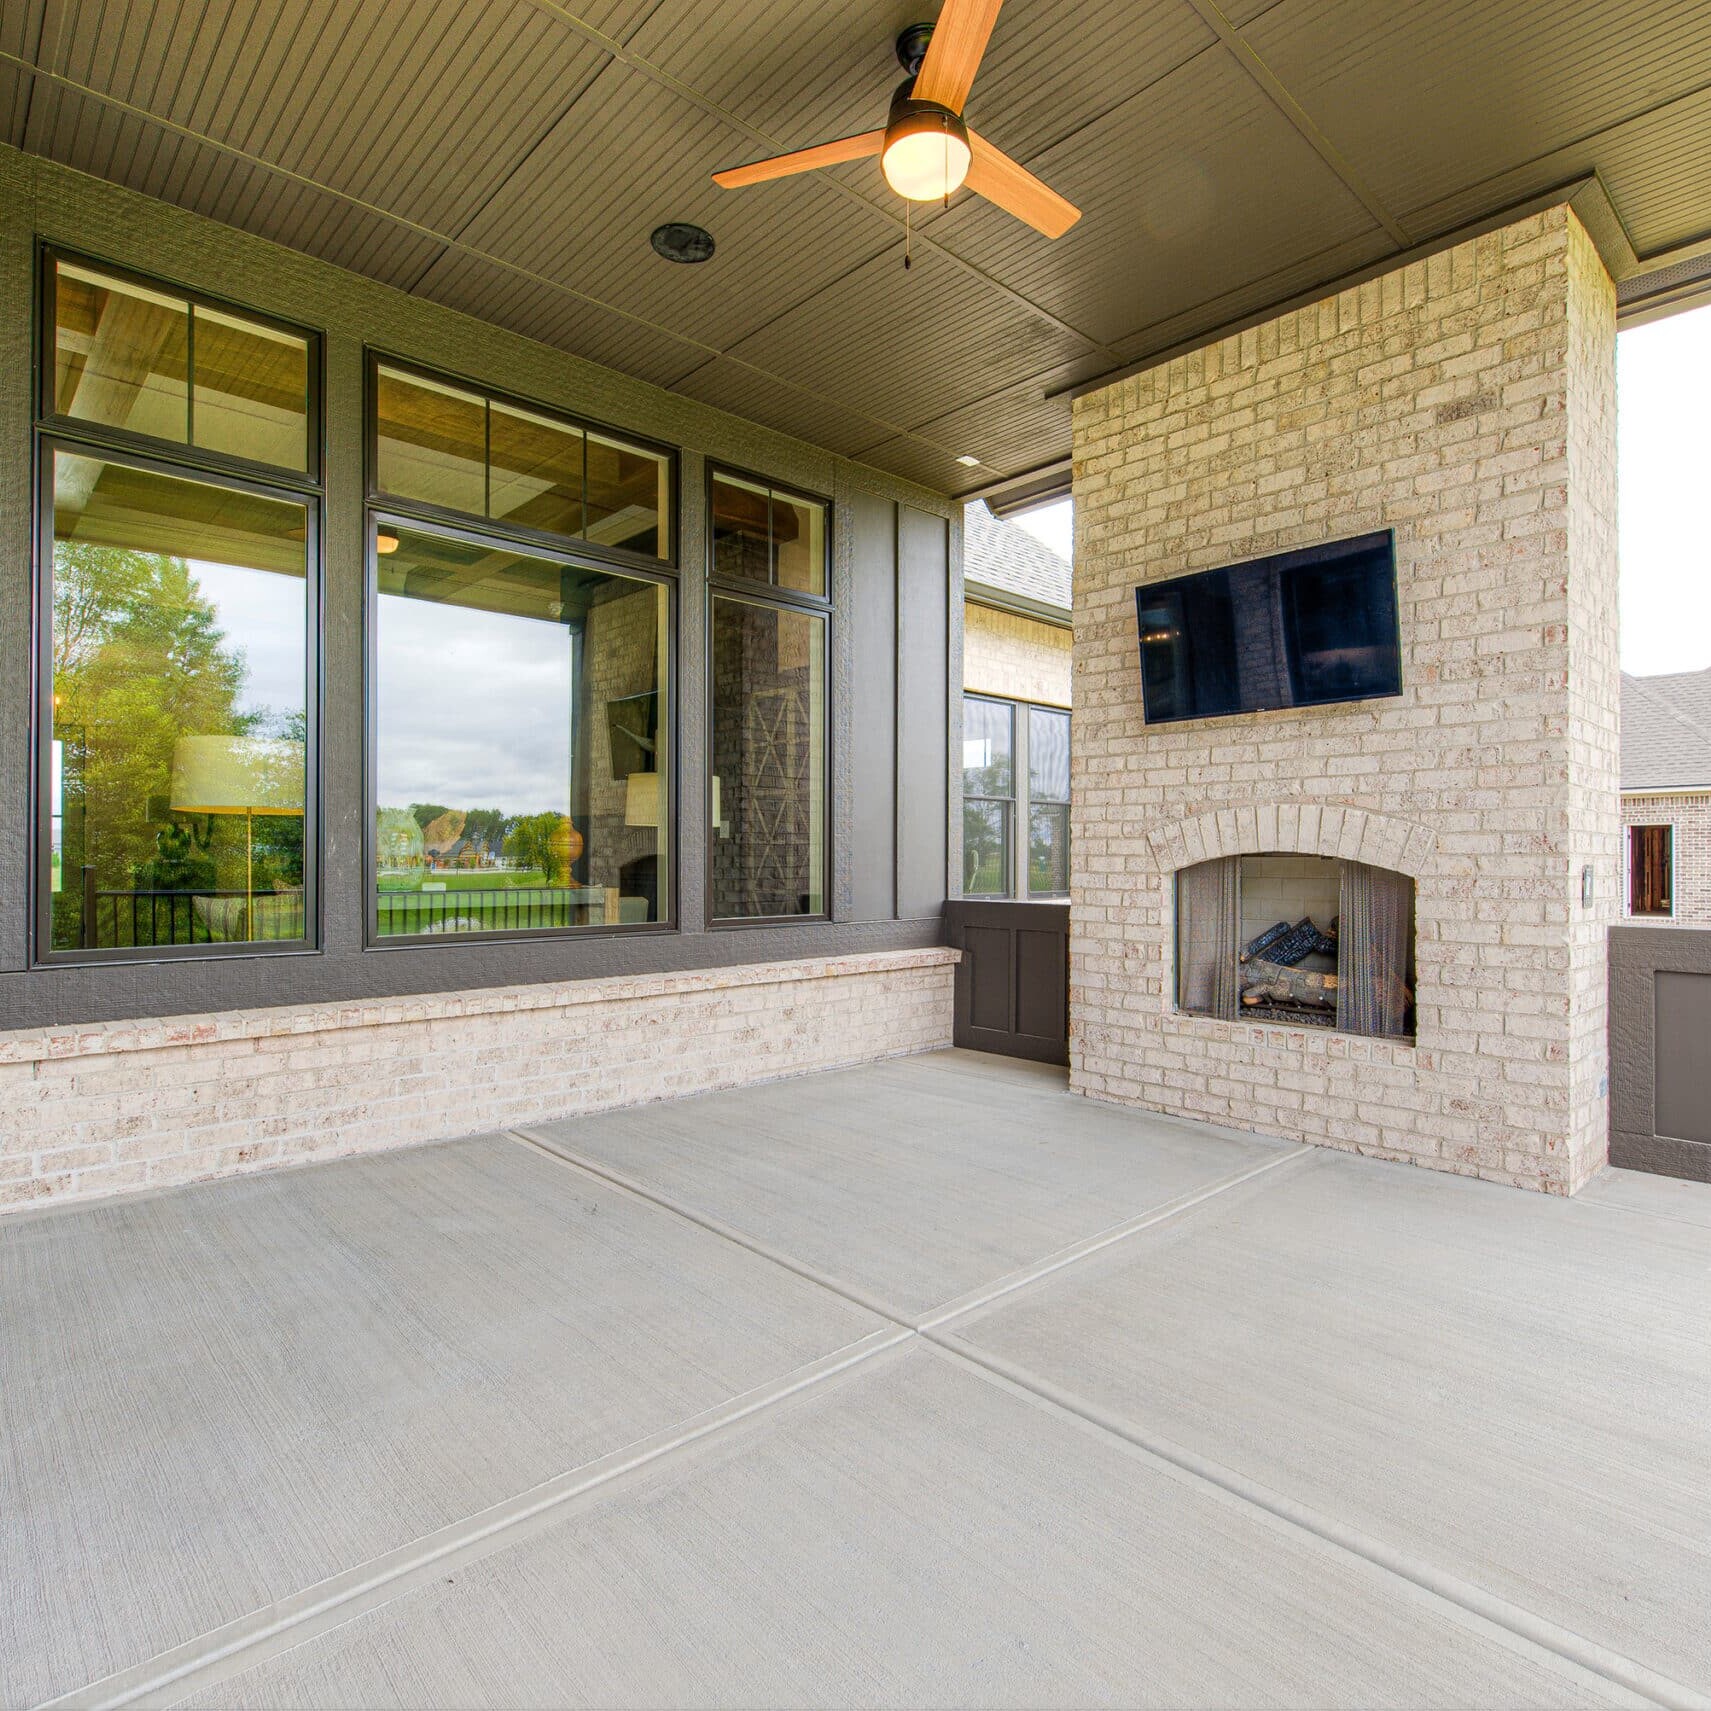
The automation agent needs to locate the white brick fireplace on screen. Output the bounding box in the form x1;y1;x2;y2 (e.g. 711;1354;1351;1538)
1070;206;1620;1194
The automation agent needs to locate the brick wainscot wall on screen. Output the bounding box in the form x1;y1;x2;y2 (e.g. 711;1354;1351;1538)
1070;205;1620;1195
0;949;957;1213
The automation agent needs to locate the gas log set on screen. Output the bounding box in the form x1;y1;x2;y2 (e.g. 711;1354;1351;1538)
1240;917;1340;1026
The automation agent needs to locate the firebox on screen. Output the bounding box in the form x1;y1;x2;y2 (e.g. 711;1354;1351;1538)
1176;853;1416;1041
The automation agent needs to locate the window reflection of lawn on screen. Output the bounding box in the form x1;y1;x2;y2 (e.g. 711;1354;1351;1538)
377;870;547;892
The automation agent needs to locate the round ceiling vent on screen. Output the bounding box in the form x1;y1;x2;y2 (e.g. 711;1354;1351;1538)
650;222;716;264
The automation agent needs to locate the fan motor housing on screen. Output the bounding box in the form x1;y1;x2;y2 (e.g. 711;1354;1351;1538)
895;23;934;76
886;84;969;147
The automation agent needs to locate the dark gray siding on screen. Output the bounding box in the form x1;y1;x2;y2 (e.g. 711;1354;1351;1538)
896;505;951;922
0;147;958;1030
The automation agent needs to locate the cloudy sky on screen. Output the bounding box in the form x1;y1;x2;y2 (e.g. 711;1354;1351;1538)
375;595;572;815
195;561;305;730
1011;300;1711;680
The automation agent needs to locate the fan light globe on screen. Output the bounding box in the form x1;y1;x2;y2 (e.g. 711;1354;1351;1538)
881;103;971;201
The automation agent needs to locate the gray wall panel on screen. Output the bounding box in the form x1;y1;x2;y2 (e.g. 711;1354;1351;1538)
0;146;957;1031
1608;925;1711;1182
846;489;898;923
896;504;950;921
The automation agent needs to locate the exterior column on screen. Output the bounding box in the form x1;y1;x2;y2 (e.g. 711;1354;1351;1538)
1069;206;1620;1194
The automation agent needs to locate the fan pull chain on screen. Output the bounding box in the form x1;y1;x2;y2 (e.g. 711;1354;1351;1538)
904;201;912;270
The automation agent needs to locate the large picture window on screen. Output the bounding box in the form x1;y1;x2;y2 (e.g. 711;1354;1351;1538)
37;255;319;960
371;522;671;937
961;694;1070;899
708;470;830;922
367;357;676;940
42;455;312;952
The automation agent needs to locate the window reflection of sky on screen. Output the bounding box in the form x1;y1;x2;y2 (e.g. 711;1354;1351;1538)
376;594;573;814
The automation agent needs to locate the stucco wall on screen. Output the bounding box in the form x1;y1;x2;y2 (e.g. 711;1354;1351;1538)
963;600;1072;707
1070;207;1620;1195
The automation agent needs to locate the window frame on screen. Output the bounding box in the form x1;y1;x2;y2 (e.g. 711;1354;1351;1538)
32;433;325;967
361;505;680;951
39;244;325;489
32;244;326;968
364;350;679;576
961;692;1017;900
1627;821;1675;918
1025;701;1071;901
705;463;833;929
960;692;1071;901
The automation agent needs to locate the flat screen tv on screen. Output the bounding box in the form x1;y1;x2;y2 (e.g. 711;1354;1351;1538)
606;691;659;780
1136;530;1401;724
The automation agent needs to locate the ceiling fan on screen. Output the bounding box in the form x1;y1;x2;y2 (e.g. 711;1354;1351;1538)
711;0;1080;240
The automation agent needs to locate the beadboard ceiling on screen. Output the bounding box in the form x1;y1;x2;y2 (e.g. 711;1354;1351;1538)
6;0;1711;497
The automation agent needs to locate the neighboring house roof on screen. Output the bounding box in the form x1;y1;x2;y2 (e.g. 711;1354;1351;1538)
963;501;1071;620
1622;668;1711;791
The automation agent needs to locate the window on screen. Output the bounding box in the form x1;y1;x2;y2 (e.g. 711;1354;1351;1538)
1028;705;1070;897
371;523;670;938
1629;824;1673;916
962;697;1014;896
711;470;827;597
37;256;319;959
708;471;829;921
373;359;672;563
50;258;313;472
961;694;1070;898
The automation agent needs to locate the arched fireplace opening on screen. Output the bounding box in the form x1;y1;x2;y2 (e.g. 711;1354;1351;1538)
1176;853;1415;1041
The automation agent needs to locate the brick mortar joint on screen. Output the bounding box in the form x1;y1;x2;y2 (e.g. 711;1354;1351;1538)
0;949;962;1068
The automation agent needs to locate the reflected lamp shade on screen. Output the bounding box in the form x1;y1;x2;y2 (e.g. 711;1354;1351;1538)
170;736;305;816
624;771;663;830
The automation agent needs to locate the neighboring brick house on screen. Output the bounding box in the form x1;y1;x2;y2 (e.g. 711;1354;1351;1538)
1621;669;1711;923
961;503;1073;898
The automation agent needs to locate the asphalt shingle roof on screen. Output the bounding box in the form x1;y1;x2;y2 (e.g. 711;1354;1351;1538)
1622;668;1711;791
963;501;1071;614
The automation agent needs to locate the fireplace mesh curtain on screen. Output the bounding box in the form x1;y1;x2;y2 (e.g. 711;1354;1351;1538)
1176;856;1240;1020
1337;861;1412;1038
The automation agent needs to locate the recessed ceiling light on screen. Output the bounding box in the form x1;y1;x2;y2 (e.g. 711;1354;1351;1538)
651;222;716;264
956;454;981;467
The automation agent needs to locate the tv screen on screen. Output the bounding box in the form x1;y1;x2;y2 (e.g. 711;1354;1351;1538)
606;691;659;780
1136;531;1401;724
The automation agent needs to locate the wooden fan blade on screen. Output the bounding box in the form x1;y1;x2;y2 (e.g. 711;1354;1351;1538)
713;130;884;188
964;129;1081;238
912;0;1003;113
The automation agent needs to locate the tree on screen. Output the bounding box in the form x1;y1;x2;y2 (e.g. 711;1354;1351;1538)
52;541;254;920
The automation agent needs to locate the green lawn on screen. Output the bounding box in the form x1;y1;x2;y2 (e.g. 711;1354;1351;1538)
377;869;547;893
376;872;601;935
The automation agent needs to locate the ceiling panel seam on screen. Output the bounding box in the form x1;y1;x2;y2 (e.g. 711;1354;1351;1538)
1181;0;1411;247
1;50;994;466
11;0;46;148
20;0;65;154
514;0;1120;362
396;42;621;294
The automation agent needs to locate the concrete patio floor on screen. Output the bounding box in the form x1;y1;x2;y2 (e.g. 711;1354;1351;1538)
4;1050;1710;1710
